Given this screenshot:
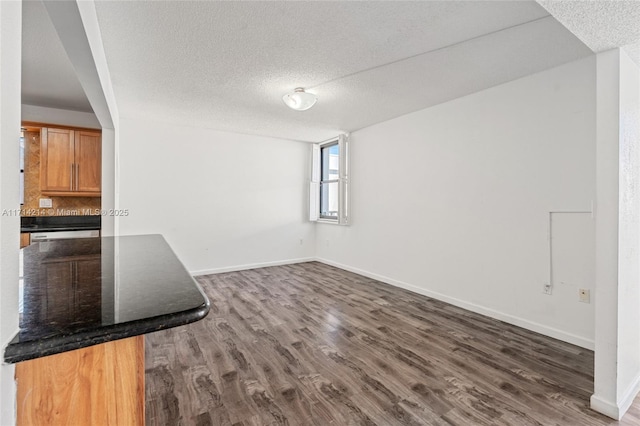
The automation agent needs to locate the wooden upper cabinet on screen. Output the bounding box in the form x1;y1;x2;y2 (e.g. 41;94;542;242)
40;128;74;192
40;127;101;197
75;131;101;193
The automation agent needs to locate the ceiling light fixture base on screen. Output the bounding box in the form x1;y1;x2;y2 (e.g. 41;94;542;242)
282;87;317;111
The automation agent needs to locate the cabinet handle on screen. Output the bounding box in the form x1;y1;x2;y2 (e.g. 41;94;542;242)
70;164;74;190
75;163;79;190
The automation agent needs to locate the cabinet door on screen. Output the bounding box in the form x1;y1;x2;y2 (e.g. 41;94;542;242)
40;128;74;192
20;233;30;249
75;131;101;193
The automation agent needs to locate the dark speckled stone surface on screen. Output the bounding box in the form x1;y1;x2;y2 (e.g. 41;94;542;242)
21;215;101;232
4;234;210;363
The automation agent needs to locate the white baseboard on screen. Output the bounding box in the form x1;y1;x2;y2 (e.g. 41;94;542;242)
190;257;316;276
617;373;640;419
591;395;620;420
315;257;595;350
190;256;594;350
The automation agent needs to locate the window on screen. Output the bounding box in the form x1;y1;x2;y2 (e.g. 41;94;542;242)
320;142;339;219
310;134;349;224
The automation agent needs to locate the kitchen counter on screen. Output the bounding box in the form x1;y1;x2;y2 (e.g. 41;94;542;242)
4;234;210;426
20;214;101;233
5;234;209;363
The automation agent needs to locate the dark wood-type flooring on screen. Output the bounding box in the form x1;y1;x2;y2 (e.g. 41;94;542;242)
145;262;640;425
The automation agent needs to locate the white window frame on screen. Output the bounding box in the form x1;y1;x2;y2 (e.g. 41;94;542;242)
310;134;349;225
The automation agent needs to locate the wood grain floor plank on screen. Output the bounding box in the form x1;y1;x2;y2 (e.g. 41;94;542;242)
146;262;640;425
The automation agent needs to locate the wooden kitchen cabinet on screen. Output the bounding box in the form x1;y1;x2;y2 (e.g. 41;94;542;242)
16;336;144;426
40;127;101;196
20;233;30;249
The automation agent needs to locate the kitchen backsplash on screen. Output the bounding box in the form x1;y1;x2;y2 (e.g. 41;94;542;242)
22;130;101;216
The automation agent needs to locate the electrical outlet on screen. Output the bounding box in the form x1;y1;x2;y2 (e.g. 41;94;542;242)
39;198;52;208
543;283;552;295
579;289;590;303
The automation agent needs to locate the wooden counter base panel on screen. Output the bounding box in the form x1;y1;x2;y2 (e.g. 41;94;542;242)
16;335;144;426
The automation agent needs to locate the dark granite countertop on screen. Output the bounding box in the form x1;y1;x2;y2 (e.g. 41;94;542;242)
21;215;101;233
4;234;210;363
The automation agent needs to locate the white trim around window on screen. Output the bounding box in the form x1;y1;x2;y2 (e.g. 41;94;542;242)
309;134;349;225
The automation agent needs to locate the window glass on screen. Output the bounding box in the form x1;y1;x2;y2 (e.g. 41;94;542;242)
320;181;338;219
321;143;339;181
320;143;339;219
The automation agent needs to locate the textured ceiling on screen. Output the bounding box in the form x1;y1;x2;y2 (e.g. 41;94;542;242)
88;1;591;142
538;0;640;66
21;0;93;113
23;1;591;141
18;1;637;141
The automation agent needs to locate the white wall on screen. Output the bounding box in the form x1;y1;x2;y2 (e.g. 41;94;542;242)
592;48;640;420
117;118;315;274
316;57;597;349
21;104;100;129
101;127;115;236
0;1;21;425
76;0;121;238
615;49;640;406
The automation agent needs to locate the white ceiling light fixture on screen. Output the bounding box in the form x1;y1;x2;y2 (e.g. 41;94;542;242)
282;87;317;111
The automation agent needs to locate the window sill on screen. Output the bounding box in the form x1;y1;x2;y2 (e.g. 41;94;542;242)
316;218;346;226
